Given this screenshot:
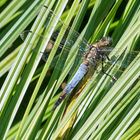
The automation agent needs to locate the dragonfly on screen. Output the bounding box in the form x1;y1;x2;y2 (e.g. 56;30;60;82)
52;36;113;108
20;7;139;110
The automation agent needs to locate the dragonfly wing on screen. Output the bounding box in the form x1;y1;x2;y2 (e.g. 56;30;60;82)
20;6;91;60
20;28;87;60
103;50;140;76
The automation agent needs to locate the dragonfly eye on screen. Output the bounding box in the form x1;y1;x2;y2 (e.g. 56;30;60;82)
107;37;113;46
100;36;113;46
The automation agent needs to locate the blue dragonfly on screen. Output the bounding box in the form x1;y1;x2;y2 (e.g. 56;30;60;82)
20;8;139;110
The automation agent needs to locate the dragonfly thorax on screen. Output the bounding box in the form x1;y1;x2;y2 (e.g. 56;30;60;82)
83;46;103;67
83;36;112;67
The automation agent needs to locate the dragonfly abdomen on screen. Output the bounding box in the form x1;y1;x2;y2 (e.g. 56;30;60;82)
53;63;88;109
63;63;88;94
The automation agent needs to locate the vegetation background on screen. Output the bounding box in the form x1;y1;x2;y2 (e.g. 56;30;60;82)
0;0;140;139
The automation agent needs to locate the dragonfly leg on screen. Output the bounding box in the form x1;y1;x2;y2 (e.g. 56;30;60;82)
53;92;66;110
101;56;117;82
105;54;111;61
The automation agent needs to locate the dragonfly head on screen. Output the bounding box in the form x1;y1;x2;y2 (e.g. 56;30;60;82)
97;36;112;48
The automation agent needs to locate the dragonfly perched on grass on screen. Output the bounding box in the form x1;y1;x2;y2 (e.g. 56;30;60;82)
53;36;116;109
20;8;139;110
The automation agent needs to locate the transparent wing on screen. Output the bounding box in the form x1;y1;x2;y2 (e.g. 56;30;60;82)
20;29;139;63
20;30;140;75
20;5;140;75
20;30;88;63
20;7;90;57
